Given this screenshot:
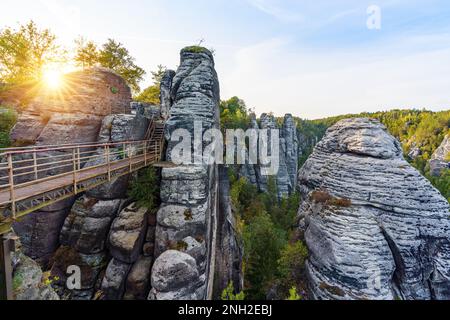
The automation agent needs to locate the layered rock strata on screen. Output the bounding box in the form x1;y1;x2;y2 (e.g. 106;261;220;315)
297;118;450;300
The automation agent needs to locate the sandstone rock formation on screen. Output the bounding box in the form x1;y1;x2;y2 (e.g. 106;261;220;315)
149;250;205;300
239;113;298;199
48;107;158;300
429;134;450;176
214;166;243;297
108;203;148;264
11;68;132;266
160;70;176;119
151;47;220;300
297;118;450;300
12;251;60;300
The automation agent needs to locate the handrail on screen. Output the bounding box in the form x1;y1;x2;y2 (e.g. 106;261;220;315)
0;118;166;220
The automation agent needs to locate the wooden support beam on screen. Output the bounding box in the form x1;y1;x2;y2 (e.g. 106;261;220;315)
0;234;14;300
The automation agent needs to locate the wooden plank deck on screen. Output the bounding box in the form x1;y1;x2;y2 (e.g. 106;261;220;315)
0;153;158;205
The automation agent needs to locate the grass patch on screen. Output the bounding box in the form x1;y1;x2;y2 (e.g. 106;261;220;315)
184;46;209;54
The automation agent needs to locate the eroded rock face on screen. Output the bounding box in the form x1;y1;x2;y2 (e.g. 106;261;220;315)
13;205;74;266
11;68;132;265
149;250;204;300
101;258;132;300
282;114;298;192
12;252;60;300
214;166;243;297
59;197;122;254
239;113;298;199
297;118;450;300
160;70;176;119
429;135;450;176
124;256;153;300
152;47;220;300
108;203;148;264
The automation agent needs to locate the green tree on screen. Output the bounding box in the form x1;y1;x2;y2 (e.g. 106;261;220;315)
134;85;160;105
221;282;245;300
220;96;251;131
128;167;160;211
0;21;64;84
287;287;302;300
151;64;167;85
0;105;17;148
243;212;286;299
97;39;145;93
277;241;308;290
134;65;167;105
74;37;99;68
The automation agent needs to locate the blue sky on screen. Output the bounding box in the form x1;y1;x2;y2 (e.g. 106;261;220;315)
2;0;450;119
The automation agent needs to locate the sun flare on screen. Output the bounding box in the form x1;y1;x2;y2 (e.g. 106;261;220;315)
42;68;64;89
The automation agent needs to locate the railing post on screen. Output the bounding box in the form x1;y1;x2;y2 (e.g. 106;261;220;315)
106;145;111;182
72;148;78;194
7;153;15;219
77;147;81;170
33;151;38;180
128;143;132;172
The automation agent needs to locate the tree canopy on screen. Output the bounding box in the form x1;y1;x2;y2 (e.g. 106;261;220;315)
0;21;64;85
134;65;167;105
75;38;145;93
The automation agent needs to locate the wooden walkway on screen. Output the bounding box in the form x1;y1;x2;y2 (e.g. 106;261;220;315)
0;119;165;234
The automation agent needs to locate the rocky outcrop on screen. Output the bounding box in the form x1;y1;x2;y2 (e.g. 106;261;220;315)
429;135;450;176
10;67;131;147
59;197;123;254
108;203;148;264
239;113;298;199
123;256;153;300
149;250;205;300
151;47;220;300
214;166;243;297
12;251;59;300
281;114;298;193
11;68;132;265
297;118;450;300
160;70;176;119
47;89;159;299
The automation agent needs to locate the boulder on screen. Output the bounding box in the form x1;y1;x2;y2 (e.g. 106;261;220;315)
59;196;122;254
100;258;131;300
108;203;148;264
297;118;450;300
12;252;60;300
13;207;72;266
149;250;203;300
123;256;153;300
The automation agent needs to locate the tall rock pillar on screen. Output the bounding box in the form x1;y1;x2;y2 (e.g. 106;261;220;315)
150;47;220;300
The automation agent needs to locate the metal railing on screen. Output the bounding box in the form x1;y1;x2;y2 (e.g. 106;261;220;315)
0;120;165;224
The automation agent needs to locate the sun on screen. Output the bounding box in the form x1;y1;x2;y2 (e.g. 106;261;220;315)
42;68;64;89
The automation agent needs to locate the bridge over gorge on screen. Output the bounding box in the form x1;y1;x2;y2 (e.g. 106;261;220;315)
0;119;166;299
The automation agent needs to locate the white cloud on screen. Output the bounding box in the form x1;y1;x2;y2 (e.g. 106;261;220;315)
219;35;450;119
245;0;304;23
